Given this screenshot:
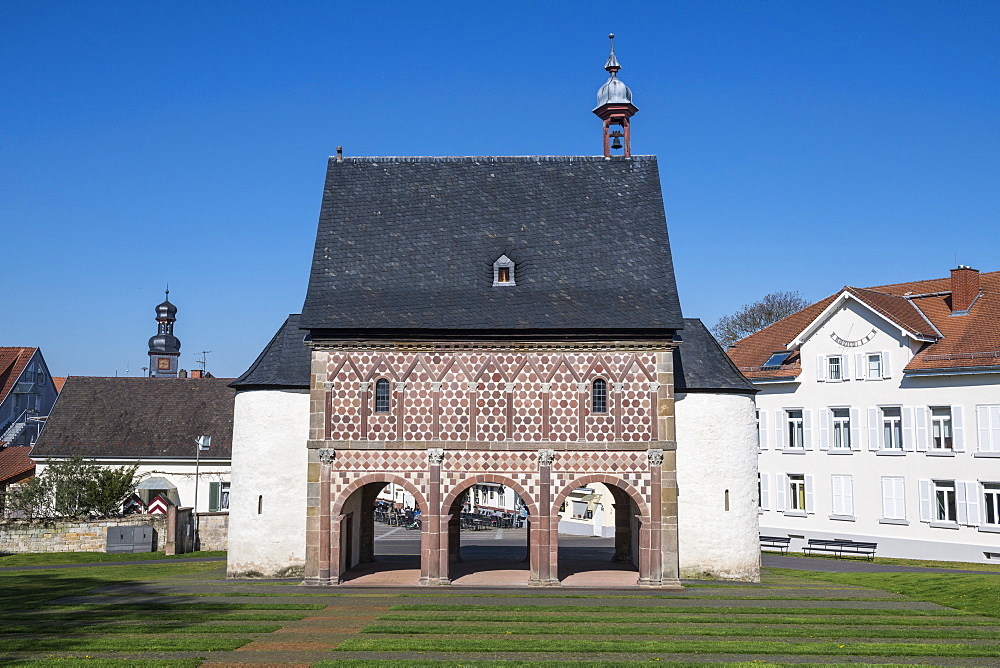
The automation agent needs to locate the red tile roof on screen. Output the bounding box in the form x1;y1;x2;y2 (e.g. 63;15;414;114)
51;377;66;393
728;270;1000;376
0;446;35;484
0;348;37;405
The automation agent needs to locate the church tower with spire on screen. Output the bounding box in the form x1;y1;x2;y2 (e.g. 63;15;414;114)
594;33;638;157
148;290;181;378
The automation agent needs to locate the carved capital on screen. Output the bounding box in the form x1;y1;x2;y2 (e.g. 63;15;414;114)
431;381;442;392
359;381;370;392
538;449;555;467
466;382;478;391
427;448;445;466
394;381;407;392
647;448;664;467
504;382;516;393
539;382;551;393
323;381;334;391
318;449;337;465
576;382;589;394
613;382;624;393
647;382;661;393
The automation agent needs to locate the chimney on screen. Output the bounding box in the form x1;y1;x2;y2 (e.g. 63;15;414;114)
190;369;203;379
950;265;980;313
178;369;188;378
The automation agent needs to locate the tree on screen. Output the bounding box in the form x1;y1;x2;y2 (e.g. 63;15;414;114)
712;290;809;349
5;457;140;519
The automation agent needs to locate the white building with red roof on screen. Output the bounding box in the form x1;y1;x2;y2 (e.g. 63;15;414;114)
728;267;1000;563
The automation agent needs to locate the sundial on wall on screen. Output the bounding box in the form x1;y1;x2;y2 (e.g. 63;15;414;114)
830;326;877;348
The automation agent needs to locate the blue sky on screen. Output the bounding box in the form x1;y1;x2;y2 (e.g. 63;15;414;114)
3;1;997;378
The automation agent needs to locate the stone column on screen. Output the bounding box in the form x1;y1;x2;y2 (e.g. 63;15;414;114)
315;449;335;585
576;382;589;441
540;383;551;440
431;381;442;440
422;448;444;585
643;448;663;586
467;382;479;440
660;449;680;586
534;449;557;585
359;381;370;439
504;382;516;439
613;382;624;440
394;381;407;438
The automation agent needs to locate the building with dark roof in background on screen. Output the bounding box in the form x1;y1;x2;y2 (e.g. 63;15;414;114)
228;36;760;585
728;267;1000;563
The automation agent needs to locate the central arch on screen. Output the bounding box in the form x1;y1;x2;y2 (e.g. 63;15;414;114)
330;474;428;584
441;475;540;584
551;474;650;585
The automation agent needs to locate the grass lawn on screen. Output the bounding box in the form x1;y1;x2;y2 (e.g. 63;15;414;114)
0;556;998;664
0;550;226;568
769;551;1000;573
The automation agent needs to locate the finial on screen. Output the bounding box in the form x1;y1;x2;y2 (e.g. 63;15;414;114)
165;284;169;298
605;33;621;73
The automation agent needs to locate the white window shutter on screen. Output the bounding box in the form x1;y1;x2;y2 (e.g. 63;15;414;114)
758;410;768;451
902;407;915;451
844;476;854;516
978;406;991;453
956;482;969;525
775;474;787;512
850;408;861;451
952;406;964;452
915;406;928;452
882;352;891;379
803;409;813;450
842;355;851;380
894;478;906;520
816;355;825;381
918;479;932;523
991;406;1000;452
776;410;785;449
855;353;864;380
760;473;770;510
881;477;892;518
868;408;880;451
805;474;816;514
819;409;830;450
964;481;980;526
831;475;843;515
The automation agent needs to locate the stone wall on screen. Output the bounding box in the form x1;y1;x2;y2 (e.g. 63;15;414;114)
197;512;228;551
0;515;167;553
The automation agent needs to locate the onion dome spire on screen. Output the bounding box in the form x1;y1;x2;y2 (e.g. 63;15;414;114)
593;33;638;157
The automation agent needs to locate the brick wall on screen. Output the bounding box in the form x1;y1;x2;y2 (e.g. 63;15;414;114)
0;515;167;553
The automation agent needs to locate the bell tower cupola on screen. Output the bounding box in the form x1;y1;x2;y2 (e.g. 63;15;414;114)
593;33;638;157
148;289;181;377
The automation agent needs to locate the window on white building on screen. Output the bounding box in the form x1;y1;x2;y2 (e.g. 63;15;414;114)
984;484;1000;527
831;474;854;518
786;410;804;449
931;407;953;450
832;409;851;450
934;480;957;523
867;353;883;379
881;477;906;521
977;405;1000;453
828;356;842;381
788;474;807;511
881;407;902;450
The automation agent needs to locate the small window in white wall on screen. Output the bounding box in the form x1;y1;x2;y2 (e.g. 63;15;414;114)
831;474;854;518
867;353;883;379
881;477;906;521
934;480;957;523
828;356;843;381
984;483;1000;527
831;409;851;450
977;405;1000;453
881;407;903;450
786;410;804;449
931;407;953;450
788;474;807;511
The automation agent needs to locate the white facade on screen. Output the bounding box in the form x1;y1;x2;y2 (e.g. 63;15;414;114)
676;392;761;580
227;388;310;578
755;294;1000;563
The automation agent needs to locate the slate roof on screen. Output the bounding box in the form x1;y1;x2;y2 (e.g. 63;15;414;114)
728;270;1000;377
673;319;756;394
31;377;235;459
230;315;311;390
300;156;684;335
0;348;36;405
0;446;34;484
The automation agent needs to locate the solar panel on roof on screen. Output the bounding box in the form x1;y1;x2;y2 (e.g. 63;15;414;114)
762;352;791;369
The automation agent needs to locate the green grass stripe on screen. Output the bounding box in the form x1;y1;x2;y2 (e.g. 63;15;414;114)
388;603;962;615
92;590;340;597
6;661;200;667
0;636;253;652
394;592;899;602
0;622;280;634
378;610;999;627
361;621;1000;640
316;662;952;668
335;637;1000;657
0;611;307;622
38;602;325;611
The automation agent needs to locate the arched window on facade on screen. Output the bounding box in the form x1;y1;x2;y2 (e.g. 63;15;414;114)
592;378;608;413
375;378;390;413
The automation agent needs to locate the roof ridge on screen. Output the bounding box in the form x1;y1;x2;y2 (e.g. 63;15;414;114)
329;155;658;163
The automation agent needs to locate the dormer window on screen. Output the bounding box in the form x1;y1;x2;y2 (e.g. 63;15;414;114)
493;255;515;287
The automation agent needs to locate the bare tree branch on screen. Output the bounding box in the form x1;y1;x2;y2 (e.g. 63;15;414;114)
711;291;809;348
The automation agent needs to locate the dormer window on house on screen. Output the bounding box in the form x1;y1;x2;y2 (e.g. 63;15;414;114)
493;255;515;287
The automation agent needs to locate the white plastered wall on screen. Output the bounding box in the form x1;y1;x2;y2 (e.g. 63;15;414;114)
227;388;310;577
676;391;761;581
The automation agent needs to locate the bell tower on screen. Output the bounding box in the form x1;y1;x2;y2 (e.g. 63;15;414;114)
148;289;181;378
593;33;638;157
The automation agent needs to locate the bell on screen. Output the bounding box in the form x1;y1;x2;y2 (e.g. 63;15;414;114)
611;134;623;150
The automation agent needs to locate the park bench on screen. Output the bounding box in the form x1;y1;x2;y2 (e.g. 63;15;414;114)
759;535;791;554
803;538;877;561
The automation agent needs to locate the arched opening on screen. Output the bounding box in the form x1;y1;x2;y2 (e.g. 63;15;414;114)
441;476;537;585
332;476;427;585
552;476;648;586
